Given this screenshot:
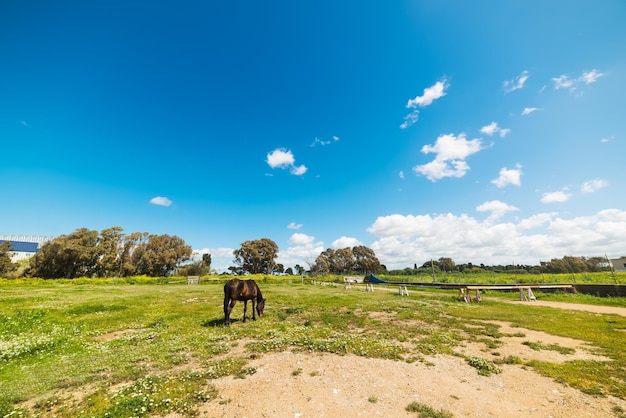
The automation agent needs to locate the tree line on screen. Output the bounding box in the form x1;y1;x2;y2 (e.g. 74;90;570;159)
1;227;193;279
387;256;614;275
1;230;384;279
229;239;383;276
0;227;615;279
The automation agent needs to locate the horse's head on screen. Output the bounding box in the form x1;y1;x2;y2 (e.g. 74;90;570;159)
256;298;266;317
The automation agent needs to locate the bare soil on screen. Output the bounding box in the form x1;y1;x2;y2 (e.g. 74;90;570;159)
199;299;626;418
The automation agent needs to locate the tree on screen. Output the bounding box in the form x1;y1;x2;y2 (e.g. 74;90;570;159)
134;234;192;277
332;248;354;273
121;232;149;276
0;241;15;276
202;253;212;271
285;267;294;275
294;264;305;275
180;252;213;276
233;238;278;274
311;248;334;274
312;246;382;275
95;226;125;277
30;228;99;279
438;257;456;272
352;245;382;273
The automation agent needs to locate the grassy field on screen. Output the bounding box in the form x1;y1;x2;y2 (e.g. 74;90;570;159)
1;277;625;417
373;271;626;285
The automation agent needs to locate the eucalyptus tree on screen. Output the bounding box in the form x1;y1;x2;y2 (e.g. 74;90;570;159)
352;245;382;273
0;241;14;276
134;234;192;277
30;228;99;279
95;226;125;277
312;245;382;275
233;238;278;274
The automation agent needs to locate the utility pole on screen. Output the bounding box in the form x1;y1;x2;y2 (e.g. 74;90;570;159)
606;254;617;284
431;259;436;283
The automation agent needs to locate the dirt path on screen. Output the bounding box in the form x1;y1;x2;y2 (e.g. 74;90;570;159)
199;296;626;418
498;298;626;316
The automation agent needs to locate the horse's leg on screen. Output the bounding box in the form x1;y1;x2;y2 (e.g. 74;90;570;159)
242;300;248;322
224;297;234;326
251;298;256;321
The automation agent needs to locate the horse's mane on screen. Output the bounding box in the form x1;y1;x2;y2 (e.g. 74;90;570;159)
255;282;264;301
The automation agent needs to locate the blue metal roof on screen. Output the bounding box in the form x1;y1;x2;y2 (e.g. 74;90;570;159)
0;240;39;252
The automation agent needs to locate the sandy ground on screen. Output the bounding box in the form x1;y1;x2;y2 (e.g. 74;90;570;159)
199;299;626;418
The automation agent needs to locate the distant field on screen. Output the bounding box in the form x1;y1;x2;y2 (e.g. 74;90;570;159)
375;271;626;285
1;278;625;417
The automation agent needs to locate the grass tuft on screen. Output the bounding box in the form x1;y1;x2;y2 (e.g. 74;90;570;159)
406;401;454;417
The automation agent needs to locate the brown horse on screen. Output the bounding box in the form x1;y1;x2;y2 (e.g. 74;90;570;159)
223;279;266;326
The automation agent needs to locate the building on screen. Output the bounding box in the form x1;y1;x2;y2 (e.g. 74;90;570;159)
610;257;626;273
0;235;55;263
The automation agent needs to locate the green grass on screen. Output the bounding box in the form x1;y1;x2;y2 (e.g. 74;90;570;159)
522;341;576;354
406;401;454;417
0;278;625;416
466;356;502;376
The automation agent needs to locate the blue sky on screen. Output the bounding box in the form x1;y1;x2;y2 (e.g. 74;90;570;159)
2;1;625;272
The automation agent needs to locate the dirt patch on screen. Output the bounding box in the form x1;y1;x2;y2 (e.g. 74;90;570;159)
199;349;625;417
459;321;609;364
92;328;145;342
502;299;626;317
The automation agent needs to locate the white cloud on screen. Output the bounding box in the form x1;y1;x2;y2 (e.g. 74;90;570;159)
522;107;540;115
290;164;308;175
541;190;571;203
517;213;558;230
552;74;574;90
421;133;482;160
553;69;605;92
310;135;340;147
277;233;325;269
503;70;529;93
580;69;605;84
476;200;519;222
401;79;448;129
406;79;448;108
399;110;419;129
20;120;29;127
480;121;510;137
367;209;626;269
332;236;364;249
266;149;296;168
150;196;172;207
480;122;499;136
288;222;303;230
414;159;470;181
413;133;482;181
600;135;615;143
491;165;522;188
266;148;307;176
266;149;295;168
581;178;608;194
290;233;315;245
398;171;405;179
191;247;235;273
